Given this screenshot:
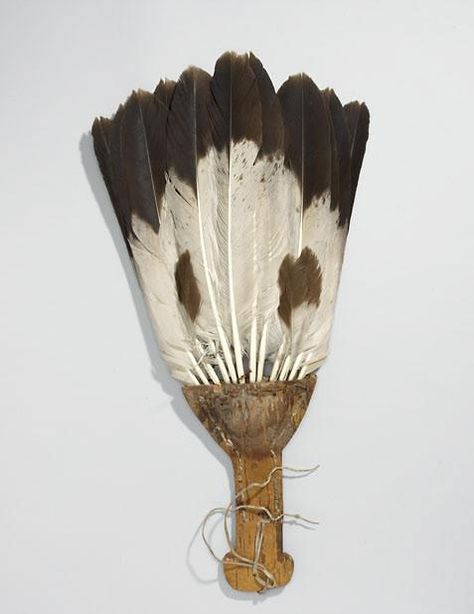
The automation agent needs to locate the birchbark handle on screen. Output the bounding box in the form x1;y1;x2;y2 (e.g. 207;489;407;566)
223;451;294;592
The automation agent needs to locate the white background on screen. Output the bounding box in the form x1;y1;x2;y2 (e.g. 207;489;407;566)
1;1;473;612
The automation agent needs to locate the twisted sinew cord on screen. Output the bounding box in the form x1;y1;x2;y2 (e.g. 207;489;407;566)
201;464;320;592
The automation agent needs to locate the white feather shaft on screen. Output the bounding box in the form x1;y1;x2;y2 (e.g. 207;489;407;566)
226;149;245;382
256;321;268;382
270;339;286;381
195;180;238;383
188;351;209;385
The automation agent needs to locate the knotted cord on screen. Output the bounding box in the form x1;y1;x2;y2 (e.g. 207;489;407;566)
201;464;320;592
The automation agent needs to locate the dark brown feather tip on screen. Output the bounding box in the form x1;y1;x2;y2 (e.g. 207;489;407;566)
166;67;212;189
209;52;262;151
344;101;370;214
248;52;283;157
322;88;353;226
277;74;332;209
91;53;369;245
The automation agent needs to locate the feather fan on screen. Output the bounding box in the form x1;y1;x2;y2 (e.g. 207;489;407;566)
91;52;369;593
92;54;368;385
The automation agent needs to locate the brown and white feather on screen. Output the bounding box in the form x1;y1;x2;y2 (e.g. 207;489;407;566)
92;52;369;385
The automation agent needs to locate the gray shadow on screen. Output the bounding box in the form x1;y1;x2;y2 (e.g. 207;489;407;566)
80;131;265;599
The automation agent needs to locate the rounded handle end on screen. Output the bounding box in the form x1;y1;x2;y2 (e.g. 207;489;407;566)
223;551;294;592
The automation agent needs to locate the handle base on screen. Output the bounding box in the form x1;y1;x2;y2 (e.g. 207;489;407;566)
223;551;294;592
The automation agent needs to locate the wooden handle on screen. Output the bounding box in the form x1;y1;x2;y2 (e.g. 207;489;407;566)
182;376;316;592
223;451;294;592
